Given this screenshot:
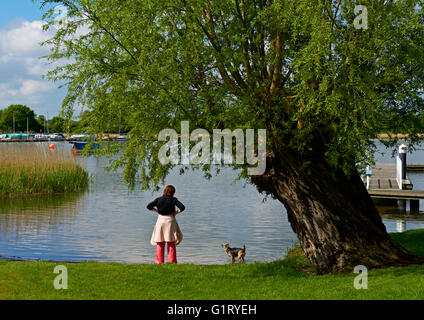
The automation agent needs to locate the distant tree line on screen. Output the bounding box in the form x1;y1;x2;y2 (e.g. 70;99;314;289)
0;105;42;133
0;105;129;134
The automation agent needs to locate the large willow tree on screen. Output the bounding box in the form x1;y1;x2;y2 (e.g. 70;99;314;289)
39;0;424;273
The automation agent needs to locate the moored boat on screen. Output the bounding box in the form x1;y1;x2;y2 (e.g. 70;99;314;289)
116;135;130;142
72;141;100;151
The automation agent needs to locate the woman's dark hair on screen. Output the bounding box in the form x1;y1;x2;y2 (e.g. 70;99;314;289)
163;185;176;197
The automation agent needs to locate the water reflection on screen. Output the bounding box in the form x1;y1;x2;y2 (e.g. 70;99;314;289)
1;141;424;263
380;207;424;233
373;140;424;233
0;193;86;230
0;192;87;261
396;220;406;233
1;192;85;214
0;143;292;263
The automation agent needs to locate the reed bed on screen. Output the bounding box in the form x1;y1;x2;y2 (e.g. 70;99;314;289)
0;143;89;197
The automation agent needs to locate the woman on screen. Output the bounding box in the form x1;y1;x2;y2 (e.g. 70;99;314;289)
147;185;185;264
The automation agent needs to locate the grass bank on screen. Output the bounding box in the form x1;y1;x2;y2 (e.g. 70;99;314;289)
0;230;423;300
0;143;89;197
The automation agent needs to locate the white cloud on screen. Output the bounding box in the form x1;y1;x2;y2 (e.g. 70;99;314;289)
0;80;53;105
19;79;53;96
25;57;47;76
0;83;15;98
0;20;50;58
0;19;65;116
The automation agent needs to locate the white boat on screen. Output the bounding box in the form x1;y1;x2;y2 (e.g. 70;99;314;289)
35;134;49;141
69;134;89;141
116;135;130;142
47;133;65;140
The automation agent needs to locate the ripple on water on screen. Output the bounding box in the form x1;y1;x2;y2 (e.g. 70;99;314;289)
1;141;424;263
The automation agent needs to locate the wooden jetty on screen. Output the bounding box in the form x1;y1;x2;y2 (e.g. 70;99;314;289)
367;163;413;191
406;164;424;172
368;189;424;201
366;145;424;211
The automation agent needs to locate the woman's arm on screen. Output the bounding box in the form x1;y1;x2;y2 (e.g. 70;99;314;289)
173;199;185;216
175;199;185;212
147;198;159;213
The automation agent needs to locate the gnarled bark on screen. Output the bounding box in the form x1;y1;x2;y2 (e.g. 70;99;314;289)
251;146;421;274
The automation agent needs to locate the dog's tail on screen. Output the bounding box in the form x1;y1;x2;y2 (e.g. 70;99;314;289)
243;244;246;251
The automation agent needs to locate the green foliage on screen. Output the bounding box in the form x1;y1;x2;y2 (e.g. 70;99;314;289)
0;144;89;197
36;0;424;189
0;165;89;197
48;116;66;133
36;115;47;133
0;105;42;132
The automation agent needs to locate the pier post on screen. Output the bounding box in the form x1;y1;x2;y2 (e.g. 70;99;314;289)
396;220;406;233
398;199;407;210
410;200;420;213
396;144;407;189
365;165;372;190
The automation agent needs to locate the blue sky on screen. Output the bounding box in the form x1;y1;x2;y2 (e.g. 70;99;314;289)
0;0;67;118
0;1;47;27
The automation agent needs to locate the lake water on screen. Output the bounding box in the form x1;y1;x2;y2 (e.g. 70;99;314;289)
1;141;424;264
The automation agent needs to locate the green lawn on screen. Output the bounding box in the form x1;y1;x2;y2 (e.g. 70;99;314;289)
1;229;424;300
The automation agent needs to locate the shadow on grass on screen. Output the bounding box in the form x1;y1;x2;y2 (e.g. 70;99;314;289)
246;230;424;279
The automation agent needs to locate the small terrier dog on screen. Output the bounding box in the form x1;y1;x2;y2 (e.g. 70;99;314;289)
221;243;246;264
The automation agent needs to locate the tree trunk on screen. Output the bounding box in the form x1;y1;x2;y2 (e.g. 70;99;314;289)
251;146;422;274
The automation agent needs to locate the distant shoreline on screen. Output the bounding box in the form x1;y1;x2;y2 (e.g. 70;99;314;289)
376;134;424;139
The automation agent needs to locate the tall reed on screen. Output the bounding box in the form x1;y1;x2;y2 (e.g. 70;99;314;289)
0;143;89;197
